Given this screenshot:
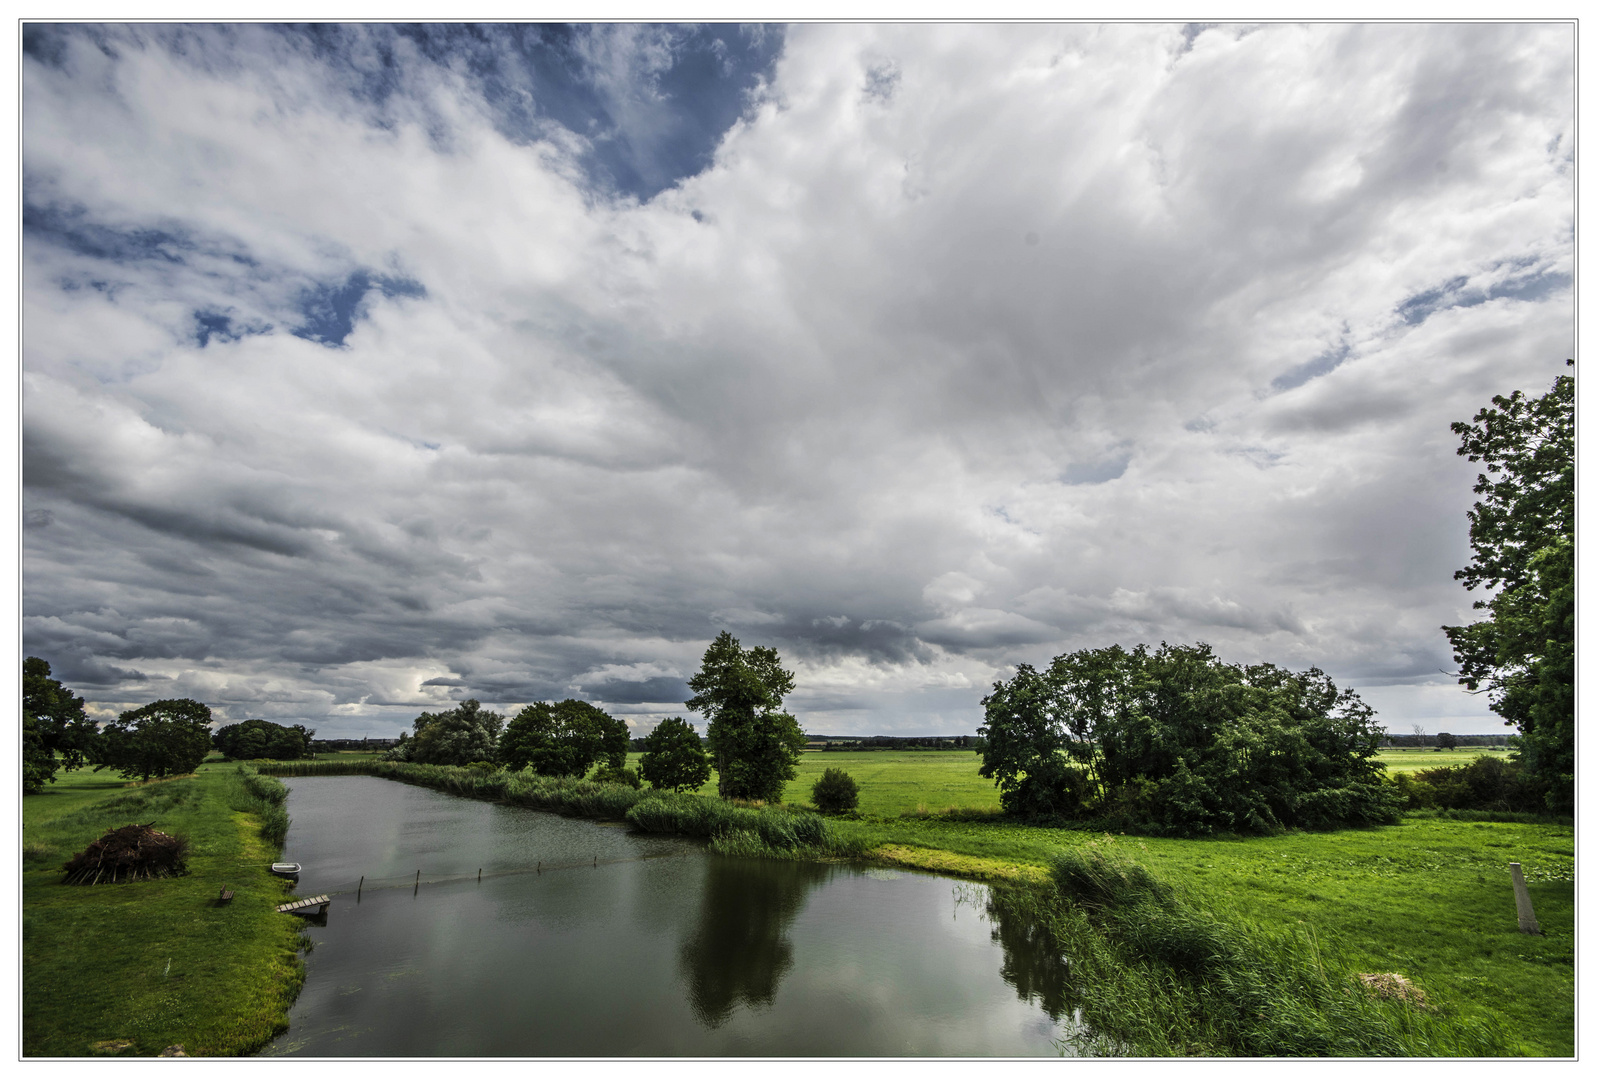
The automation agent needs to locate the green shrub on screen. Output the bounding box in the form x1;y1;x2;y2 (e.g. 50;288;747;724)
590;763;641;789
810;767;860;813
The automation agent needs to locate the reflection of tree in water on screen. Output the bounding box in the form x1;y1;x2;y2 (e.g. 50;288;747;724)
984;889;1071;1021
678;857;831;1028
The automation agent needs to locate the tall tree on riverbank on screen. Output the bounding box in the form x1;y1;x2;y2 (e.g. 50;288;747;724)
686;632;805;802
389;699;504;766
1442;361;1574;812
638;717;712;792
500;699;626;776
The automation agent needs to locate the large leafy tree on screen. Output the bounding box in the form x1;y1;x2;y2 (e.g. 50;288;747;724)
22;657;100;793
638;717;712;792
979;643;1393;834
97;699;215;781
686;632;806;803
500;699;626;776
392;699;504;766
1442;363;1574;811
213;718;315;760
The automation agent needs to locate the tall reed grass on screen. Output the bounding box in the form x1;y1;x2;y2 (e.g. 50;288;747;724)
991;837;1517;1056
259;760;860;856
226;766;290;849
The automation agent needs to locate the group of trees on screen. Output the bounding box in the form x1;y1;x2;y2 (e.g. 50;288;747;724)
22;658;225;788
212;718;315;760
23;657;322;790
378;632;808;802
978;643;1397;834
974;362;1575;831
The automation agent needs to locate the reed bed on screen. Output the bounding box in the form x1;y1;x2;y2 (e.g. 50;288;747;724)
988;837;1517;1057
260;760;861;856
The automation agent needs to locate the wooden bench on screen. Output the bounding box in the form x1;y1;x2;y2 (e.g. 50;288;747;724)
277;895;331;917
217;886;234;904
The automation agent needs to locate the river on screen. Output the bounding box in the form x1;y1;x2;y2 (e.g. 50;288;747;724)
261;775;1076;1057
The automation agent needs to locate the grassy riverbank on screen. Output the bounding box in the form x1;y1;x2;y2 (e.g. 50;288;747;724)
22;760;306;1057
267;754;1574;1055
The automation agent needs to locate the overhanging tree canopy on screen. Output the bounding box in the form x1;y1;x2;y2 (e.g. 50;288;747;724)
1442;362;1574;812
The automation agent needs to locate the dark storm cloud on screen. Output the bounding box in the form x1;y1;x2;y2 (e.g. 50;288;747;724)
21;23;1573;736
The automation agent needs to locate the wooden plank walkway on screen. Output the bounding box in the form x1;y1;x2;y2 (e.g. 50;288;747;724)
277;894;331;916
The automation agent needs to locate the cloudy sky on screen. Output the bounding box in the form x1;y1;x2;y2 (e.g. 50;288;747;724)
20;22;1574;738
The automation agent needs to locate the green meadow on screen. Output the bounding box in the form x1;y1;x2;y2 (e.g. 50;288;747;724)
24;746;1573;1056
22;760;305;1057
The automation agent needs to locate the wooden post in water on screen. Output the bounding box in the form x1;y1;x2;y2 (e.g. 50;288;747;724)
414;869;420;897
478;868;482;883
1509;863;1541;934
357;875;363;902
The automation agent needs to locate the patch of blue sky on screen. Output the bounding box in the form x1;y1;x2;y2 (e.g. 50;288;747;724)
273;23;785;201
193;310;272;348
24;202;191;266
291;270;426;347
1396;263;1570;327
1061;453;1131;485
1272;341;1352;392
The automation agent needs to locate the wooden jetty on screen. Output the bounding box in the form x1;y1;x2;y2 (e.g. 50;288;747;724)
277;894;331;917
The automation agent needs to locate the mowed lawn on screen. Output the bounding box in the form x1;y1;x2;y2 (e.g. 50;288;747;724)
23;761;306;1057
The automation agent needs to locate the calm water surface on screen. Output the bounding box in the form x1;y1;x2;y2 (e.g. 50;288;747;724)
262;776;1074;1057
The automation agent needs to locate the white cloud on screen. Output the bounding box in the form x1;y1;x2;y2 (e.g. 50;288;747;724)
22;23;1572;735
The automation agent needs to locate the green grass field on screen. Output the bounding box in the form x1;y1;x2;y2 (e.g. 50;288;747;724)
22;761;306;1057
1375;746;1514;772
26;746;1571;1056
629;746;1519;810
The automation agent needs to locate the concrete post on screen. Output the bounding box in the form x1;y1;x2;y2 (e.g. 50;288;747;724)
1509;863;1541;934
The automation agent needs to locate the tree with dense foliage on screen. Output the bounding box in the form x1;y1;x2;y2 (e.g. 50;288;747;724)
386;699;503;766
810;767;860;813
1435;732;1458;751
96;699;215;781
686;632;806;803
978;643;1398;834
1442;362;1574;812
212;718;315;760
22;657;100;793
500;699;627;776
638;717;712;792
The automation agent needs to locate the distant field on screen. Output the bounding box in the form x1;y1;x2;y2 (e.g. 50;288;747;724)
622;748;1001;817
1375;747;1514;773
620;746;1515;808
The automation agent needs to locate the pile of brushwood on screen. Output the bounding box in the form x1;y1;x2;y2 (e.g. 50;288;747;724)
986;837;1514;1056
62;823;191;885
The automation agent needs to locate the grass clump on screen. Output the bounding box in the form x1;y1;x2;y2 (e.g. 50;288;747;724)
995;837;1517;1056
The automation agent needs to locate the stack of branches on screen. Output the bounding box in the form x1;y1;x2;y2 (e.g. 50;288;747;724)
62;822;191;885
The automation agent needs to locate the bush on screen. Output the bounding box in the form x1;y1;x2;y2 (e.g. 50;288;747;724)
810;767;860;813
590;763;641;789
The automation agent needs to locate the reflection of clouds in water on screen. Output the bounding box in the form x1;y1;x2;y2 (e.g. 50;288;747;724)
677;857;832;1028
